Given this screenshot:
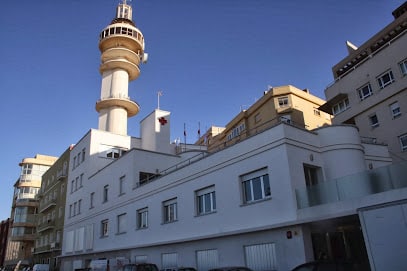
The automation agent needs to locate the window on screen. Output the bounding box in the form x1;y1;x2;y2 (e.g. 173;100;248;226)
254;113;261;123
400;59;407;75
390;102;401;119
369;114;379;128
278;96;289;107
89;192;95;209
71;180;74;193
119;175;126;195
163;198;177;223
313;108;321;116
332;98;350;115
303;164;321;186
117;213;127;234
80;174;83;188
78;199;82;215
103;185;109;203
242;169;271;203
137;208;148;229
357;83;373;100
377;70;395;89
101;219;109;237
227;123;246;141
196;186;216;215
400;134;407;151
81;148;86;162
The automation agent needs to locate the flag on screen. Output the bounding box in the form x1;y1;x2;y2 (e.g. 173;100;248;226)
183;123;186;137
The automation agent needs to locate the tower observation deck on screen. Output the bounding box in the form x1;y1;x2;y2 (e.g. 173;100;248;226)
96;0;147;135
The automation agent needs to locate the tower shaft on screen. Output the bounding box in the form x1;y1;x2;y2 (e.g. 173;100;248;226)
96;1;146;135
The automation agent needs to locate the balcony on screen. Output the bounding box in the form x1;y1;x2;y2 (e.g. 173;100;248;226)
296;161;407;209
39;198;57;213
10;234;36;241
56;168;67;181
12;214;36;227
37;220;56;233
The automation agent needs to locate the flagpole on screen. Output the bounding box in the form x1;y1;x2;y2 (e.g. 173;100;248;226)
157;90;162;109
184;123;187;151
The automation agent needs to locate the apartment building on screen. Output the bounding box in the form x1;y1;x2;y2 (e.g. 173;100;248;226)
33;147;71;271
198;85;331;152
4;155;57;270
320;2;407;162
0;218;11;267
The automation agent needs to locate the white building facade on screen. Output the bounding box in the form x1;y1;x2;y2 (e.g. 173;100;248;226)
60;118;406;271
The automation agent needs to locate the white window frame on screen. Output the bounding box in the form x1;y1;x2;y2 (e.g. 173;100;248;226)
163;198;177;223
369;114;379;128
399;58;407;75
278;96;289;107
241;168;271;204
117;213;127;234
390;102;401;119
101;219;109;237
119;175;126;196
196;186;216;215
332;98;350;115
103;185;109;203
377;70;395;89
400;134;407;151
137;208;148;229
357;83;373;100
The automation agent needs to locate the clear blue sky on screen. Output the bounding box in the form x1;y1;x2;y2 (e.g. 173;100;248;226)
0;0;404;220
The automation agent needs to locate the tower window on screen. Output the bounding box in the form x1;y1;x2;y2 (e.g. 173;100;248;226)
377;70;395;89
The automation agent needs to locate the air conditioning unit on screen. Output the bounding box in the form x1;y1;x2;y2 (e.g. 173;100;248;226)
50;242;56;248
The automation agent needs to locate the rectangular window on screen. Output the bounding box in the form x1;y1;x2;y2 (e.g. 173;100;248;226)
357;83;373;100
101;219;109;237
399;59;407;75
163;198;177;223
278;96;289;107
196;186;216;215
242;169;271;203
137;208;148;229
81;148;86;162
103;185;109;203
332;98;350;115
117;213;127;234
78;199;82;214
71;180;74;193
369;114;379;128
119;175;126;195
400;134;407;151
80;174;83;188
377;70;395;89
313;108;321;116
90;192;95;209
390;102;401;119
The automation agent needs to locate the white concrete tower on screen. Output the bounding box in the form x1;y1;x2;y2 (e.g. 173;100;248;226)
96;0;147;135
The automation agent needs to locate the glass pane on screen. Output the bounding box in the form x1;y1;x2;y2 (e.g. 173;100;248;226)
252;177;262;200
212;192;216;210
263;175;271;196
244;181;252;202
204;193;211;212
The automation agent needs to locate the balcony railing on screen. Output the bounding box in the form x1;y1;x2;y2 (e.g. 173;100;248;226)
37;219;56;233
39;198;57;213
296;161;407;209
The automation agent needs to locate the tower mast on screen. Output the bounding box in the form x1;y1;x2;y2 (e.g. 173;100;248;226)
96;0;147;135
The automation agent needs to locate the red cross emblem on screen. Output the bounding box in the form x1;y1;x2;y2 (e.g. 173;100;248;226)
158;117;167;125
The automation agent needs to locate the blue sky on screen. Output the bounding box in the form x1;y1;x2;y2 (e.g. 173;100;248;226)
0;0;404;220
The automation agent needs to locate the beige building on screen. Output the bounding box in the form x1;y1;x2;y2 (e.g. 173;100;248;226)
200;85;332;152
320;2;407;162
4;154;57;269
34;147;71;271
